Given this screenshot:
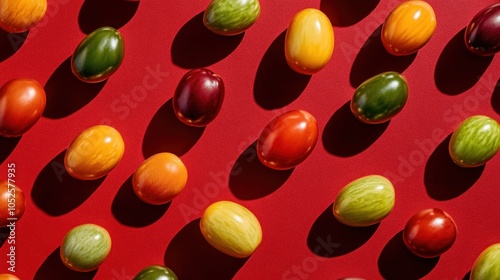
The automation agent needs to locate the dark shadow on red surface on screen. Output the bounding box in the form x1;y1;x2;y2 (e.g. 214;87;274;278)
229;141;294;200
320;0;380;27
111;175;170;227
253;30;311;110
378;231;439;280
164;218;248;280
463;271;471;280
322;101;389;157
34;247;98;280
171;12;244;69
43;56;107;119
0;136;21;164
0;30;28;62
0;227;9;247
434;28;493;95
143;99;205;158
491;78;500;114
424;134;484;201
350;25;416;87
78;0;140;34
307;203;379;257
31;150;105;216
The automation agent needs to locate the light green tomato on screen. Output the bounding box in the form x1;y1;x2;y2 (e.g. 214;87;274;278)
333;175;395;227
449;115;500;167
471;244;500;279
60;224;112;272
203;0;261;36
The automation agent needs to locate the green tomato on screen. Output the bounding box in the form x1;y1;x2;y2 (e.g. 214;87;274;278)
333;175;395;227
203;0;260;36
60;224;112;272
449;115;500;167
72;26;125;83
471;244;500;279
133;265;178;280
351;72;408;124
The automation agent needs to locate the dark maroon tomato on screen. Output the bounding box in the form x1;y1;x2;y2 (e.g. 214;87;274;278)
465;3;500;55
173;68;225;127
257;110;318;170
403;208;457;258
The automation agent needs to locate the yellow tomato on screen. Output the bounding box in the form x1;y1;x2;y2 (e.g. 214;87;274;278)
382;0;436;56
0;274;20;280
133;153;188;205
200;201;262;258
0;0;47;33
285;8;334;75
65;125;125;180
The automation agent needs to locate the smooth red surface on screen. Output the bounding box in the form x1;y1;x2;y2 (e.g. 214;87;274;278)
1;0;500;279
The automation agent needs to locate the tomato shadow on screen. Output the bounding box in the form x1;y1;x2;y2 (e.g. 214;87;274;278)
0;136;21;164
31;150;105;216
0;227;9;248
350;25;416;87
253;30;311;110
322;101;389;157
171;12;244;69
378;231;439;280
111;175;171;227
78;0;140;34
142;98;205;158
463;271;471;280
320;0;380;27
307;203;379;257
34;247;98;280
0;29;28;62
434;28;493;95
228;141;294;200
424;134;484;201
43;56;107;119
490;78;500;114
164;218;248;279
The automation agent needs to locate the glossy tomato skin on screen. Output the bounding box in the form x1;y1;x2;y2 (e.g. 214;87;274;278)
0;181;25;227
0;78;46;138
173;68;225;127
470;244;500;280
0;274;20;280
403;208;457;258
133;265;178;280
382;0;436;56
465;4;500;56
257;110;318;170
65;125;125;180
204;0;260;36
285;8;334;75
133;153;188;205
200;201;262;258
0;0;47;33
72;27;125;83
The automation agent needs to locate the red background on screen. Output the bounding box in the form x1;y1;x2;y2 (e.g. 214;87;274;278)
1;0;500;279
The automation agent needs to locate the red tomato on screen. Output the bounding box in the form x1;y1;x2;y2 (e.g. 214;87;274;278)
257;110;318;170
0;78;46;138
0;181;25;227
0;274;20;280
403;208;457;258
133;153;188;205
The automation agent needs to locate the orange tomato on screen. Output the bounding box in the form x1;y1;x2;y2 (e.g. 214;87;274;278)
133;153;188;205
65;125;125;180
382;0;436;56
0;181;25;227
0;0;47;33
0;274;20;280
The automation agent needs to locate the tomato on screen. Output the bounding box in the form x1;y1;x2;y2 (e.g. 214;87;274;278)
133;265;178;280
72;27;125;83
257;110;318;170
382;0;436;56
285;8;334;74
173;68;225;127
403;208;457;258
204;0;260;36
0;0;47;33
0;181;25;227
465;4;500;56
61;224;112;272
133;153;188;205
200;201;262;258
0;274;20;280
471;244;500;280
65;125;125;180
0;78;46;138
